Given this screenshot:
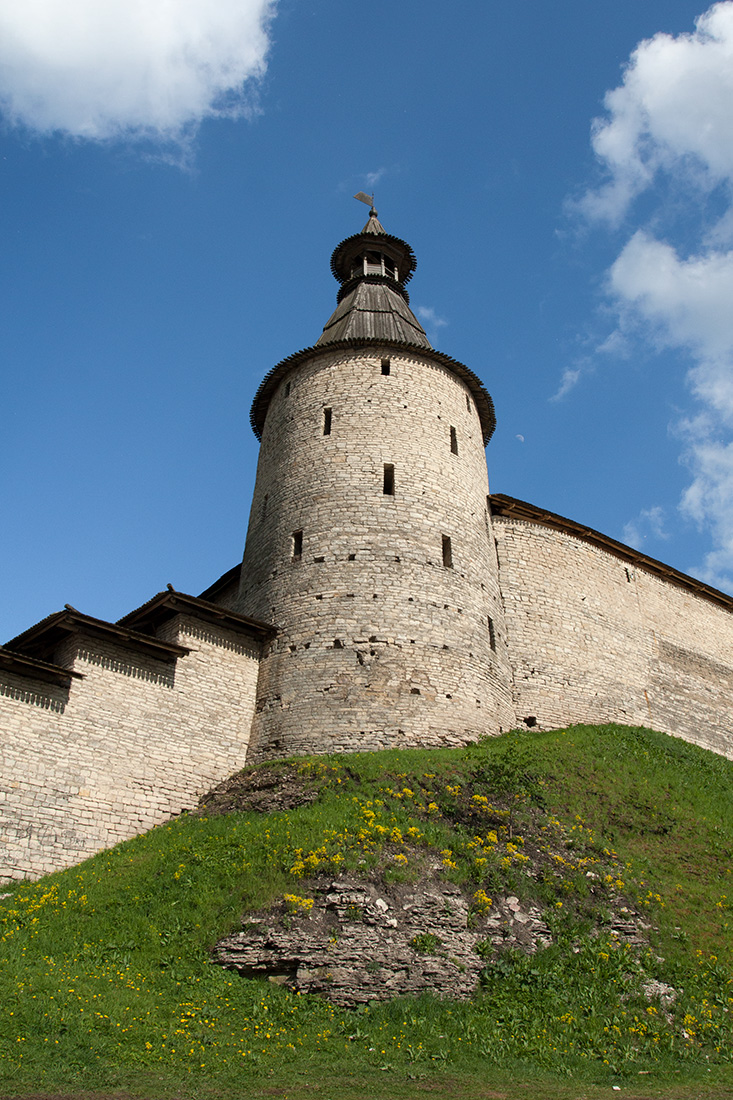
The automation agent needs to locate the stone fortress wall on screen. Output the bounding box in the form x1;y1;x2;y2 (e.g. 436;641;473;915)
4;207;733;883
0;602;266;880
492;499;733;759
237;345;515;760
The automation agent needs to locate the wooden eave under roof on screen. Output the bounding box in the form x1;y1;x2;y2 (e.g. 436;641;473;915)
0;645;83;687
250;338;497;445
330;230;417;286
197;563;242;603
490;493;733;612
118;590;274;640
5;609;190;665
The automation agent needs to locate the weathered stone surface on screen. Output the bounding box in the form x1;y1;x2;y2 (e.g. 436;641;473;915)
0;615;262;881
235;346;515;761
6;213;733;889
494;516;733;758
213;872;552;1007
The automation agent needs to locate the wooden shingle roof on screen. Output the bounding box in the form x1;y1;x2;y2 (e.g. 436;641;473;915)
317;279;430;348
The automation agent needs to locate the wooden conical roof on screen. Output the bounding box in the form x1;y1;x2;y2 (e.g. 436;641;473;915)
249;210;497;445
317;211;429;348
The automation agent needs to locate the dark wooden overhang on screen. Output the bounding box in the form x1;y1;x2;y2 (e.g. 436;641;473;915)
5;609;190;665
330;230;417;286
0;646;84;687
250;339;496;445
490;493;733;612
118;590;275;640
197;563;242;603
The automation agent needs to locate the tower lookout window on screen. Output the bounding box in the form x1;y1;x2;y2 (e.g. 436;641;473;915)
488;616;497;651
383;464;395;496
365;250;383;275
442;535;453;568
353;250;396;279
323;407;332;435
450;426;458;454
292;530;303;560
381;358;391;376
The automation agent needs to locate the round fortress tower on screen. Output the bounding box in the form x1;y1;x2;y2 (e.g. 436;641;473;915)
236;206;515;759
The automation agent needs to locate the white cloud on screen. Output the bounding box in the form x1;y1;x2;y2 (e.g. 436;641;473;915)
609;233;733;375
364;169;386;189
416;305;448;344
606;229;733;588
0;0;275;143
580;2;733;588
583;1;733;225
551;366;582;401
622;505;668;550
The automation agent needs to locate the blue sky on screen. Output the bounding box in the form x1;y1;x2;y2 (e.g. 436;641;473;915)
3;0;733;641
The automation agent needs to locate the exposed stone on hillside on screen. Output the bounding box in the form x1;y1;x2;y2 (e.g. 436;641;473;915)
215;874;653;1007
214;870;552;1007
194;763;325;816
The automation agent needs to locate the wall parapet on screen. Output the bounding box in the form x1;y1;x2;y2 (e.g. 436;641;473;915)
490;494;733;613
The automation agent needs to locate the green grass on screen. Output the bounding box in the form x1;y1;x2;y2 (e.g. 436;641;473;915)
1;724;733;1099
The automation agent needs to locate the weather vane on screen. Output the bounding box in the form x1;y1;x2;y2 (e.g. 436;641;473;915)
354;191;377;215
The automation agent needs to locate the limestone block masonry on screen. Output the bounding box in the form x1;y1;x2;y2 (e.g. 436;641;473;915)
493;504;733;757
236;344;515;759
0;600;269;880
5;207;733;883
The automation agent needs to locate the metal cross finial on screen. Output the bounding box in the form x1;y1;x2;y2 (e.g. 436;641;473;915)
354;191;376;215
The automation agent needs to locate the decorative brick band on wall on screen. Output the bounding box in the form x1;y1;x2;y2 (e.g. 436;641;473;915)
493;515;733;758
0;613;263;882
237;346;515;760
0;673;69;713
74;646;176;687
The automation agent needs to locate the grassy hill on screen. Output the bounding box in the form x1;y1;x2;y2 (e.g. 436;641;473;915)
1;724;733;1100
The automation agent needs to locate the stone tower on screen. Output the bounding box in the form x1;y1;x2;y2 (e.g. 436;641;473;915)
236;206;515;760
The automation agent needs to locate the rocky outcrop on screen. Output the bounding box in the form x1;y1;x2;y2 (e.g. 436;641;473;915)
214;872;552;1007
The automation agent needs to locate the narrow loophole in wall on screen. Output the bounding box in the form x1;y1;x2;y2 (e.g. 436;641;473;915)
410;687;421;695
348;553;356;561
333;639;343;649
285;381;291;396
292;530;303;560
450;426;458;454
442;534;453;568
323;407;332;435
383;463;395;496
261;493;268;521
466;393;471;412
488;616;496;651
381;358;391;376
